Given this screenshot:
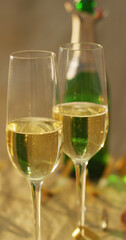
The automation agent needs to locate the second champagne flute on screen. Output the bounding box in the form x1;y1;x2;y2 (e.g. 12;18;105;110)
6;50;63;240
53;43;108;236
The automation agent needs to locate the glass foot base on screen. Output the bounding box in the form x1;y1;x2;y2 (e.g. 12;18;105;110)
72;226;100;240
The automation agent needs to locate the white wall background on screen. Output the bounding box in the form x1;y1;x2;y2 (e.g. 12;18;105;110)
0;0;126;162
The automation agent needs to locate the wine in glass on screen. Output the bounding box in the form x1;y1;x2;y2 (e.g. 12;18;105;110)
53;43;108;236
6;50;63;240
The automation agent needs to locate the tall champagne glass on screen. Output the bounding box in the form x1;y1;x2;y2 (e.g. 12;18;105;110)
53;43;108;234
6;50;63;240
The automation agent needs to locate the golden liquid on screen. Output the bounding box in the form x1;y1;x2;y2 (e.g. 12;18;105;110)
6;117;62;181
53;102;108;163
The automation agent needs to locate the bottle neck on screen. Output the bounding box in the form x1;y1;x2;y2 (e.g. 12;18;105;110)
71;12;95;43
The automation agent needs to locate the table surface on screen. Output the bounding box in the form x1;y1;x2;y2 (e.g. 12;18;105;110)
0;161;126;240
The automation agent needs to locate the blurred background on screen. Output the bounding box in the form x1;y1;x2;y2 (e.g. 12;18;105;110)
0;0;126;166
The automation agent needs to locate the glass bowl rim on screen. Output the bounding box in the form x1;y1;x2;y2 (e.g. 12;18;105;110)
10;50;56;60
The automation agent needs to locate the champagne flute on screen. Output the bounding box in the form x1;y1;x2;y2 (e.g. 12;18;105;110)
53;43;108;235
6;50;63;240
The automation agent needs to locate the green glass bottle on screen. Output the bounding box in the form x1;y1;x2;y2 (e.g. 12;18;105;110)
64;0;110;182
74;0;97;14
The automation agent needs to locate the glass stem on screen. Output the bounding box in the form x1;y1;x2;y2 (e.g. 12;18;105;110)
75;162;88;228
30;181;43;240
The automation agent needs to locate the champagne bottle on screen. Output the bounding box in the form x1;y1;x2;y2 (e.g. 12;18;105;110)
64;0;110;181
74;0;97;14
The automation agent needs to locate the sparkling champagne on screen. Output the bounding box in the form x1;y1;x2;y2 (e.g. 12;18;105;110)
6;117;62;181
53;102;108;164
